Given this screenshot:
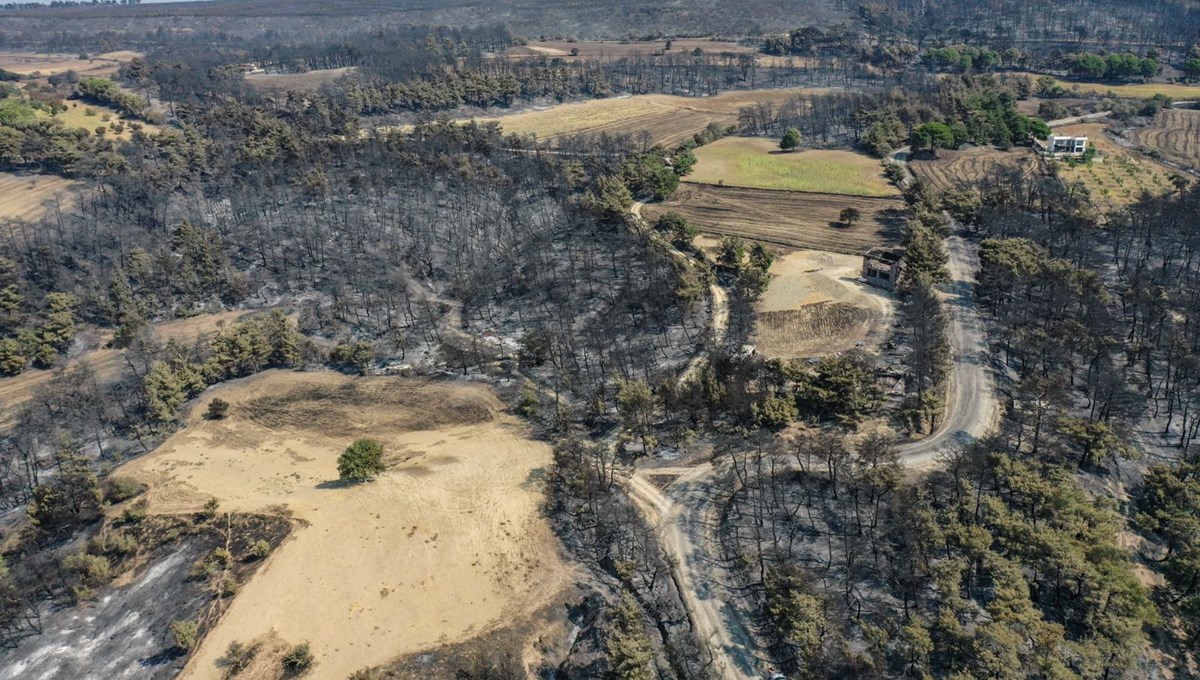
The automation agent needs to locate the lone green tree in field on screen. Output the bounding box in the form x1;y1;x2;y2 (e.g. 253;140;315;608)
780;127;802;151
839;207;861;227
338;438;386;482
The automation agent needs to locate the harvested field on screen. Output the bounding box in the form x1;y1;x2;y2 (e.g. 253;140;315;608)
480;87;833;147
503;39;754;59
0;171;76;222
118;371;571;680
1054;123;1180;206
0;50;137;78
686;137;899;196
909;146;1044;194
645;184;903;254
754;250;894;359
1129;108;1200;169
244;66;357;92
500;39;807;67
0;310;249;415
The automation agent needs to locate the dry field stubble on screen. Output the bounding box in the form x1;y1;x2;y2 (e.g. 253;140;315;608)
645;184;903;255
1129;108;1200;169
118;370;571;680
0;50;138;78
480;87;833;147
0;171;76;222
244;67;358;92
909;146;1044;194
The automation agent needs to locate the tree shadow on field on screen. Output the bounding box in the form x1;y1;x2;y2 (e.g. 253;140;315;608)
316;479;359;489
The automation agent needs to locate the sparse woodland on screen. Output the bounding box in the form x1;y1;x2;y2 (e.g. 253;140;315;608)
0;1;1199;678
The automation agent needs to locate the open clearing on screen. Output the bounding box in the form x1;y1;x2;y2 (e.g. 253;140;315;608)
1011;73;1200;99
0;171;76;222
685;137;898;196
118;371;570;680
1054;123;1180;206
646;184;903;254
480;87;833;147
244;66;357;92
1129;108;1200;169
0;50;138;78
909;146;1044;194
754;250;893;359
49;99;155;140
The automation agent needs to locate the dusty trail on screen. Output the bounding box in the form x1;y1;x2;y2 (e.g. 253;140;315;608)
627;233;998;679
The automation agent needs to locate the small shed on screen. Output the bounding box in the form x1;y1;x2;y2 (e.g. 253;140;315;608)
862;248;904;290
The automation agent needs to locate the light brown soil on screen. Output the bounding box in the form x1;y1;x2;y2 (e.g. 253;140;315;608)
909;146;1044;194
244;67;357;92
118;370;570;680
1129;108;1200;169
0;171;77;222
644;184;903;255
753;250;894;359
499;39;807;68
478;87;834;147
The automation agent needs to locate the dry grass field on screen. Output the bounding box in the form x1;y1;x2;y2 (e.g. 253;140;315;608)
909;146;1044;194
244;66;358;92
645;184;903;254
0;171;76;222
480;87;832;147
685;137;899;196
500;39;808;67
1129;108;1200;169
1054;123;1180;206
0;50;139;78
49;99;155;140
1009;73;1200;100
117;371;570;680
754;250;893;359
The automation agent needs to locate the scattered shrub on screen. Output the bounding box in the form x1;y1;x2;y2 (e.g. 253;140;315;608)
205;397;230;420
282;641;315;675
171;619;199;652
103;476;145;504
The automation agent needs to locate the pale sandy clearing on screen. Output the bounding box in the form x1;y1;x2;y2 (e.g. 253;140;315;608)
118;370;571;680
753;250;894;359
0;171;77;223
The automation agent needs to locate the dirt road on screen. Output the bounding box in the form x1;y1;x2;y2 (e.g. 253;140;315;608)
897;234;998;465
628;234;997;679
626;467;764;680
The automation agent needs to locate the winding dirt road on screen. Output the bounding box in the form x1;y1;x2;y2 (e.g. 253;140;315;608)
626;233;998;679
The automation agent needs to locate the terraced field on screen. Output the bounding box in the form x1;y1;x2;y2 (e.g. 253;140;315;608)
1130;108;1200;169
645;184;903;254
481;87;833;147
910;146;1044;194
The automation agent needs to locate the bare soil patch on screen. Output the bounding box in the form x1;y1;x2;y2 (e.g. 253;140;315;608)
645;184;903;255
753;250;894;359
118;370;571;680
1129;108;1200;169
909;146;1044;194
